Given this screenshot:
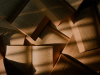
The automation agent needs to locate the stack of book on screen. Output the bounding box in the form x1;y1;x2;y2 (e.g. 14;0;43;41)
0;0;100;75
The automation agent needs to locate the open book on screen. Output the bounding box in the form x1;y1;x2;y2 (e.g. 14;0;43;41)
11;0;49;41
24;38;66;67
33;0;75;27
5;46;53;75
69;6;100;52
50;54;98;75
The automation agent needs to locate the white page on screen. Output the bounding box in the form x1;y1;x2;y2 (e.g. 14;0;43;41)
70;7;100;52
32;46;53;75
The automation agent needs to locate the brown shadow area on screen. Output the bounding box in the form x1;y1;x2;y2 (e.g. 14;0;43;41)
4;58;36;75
6;0;30;23
77;0;97;11
62;0;76;11
0;36;6;57
24;36;35;46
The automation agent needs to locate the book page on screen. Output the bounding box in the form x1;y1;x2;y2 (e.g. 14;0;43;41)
50;18;73;38
11;0;45;40
0;18;18;30
0;36;6;57
0;0;29;22
70;6;100;52
0;53;3;60
33;0;74;26
0;0;24;19
62;35;80;57
97;0;100;21
32;46;53;75
10;33;25;45
50;54;98;75
0;18;25;45
64;0;83;10
37;44;65;67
